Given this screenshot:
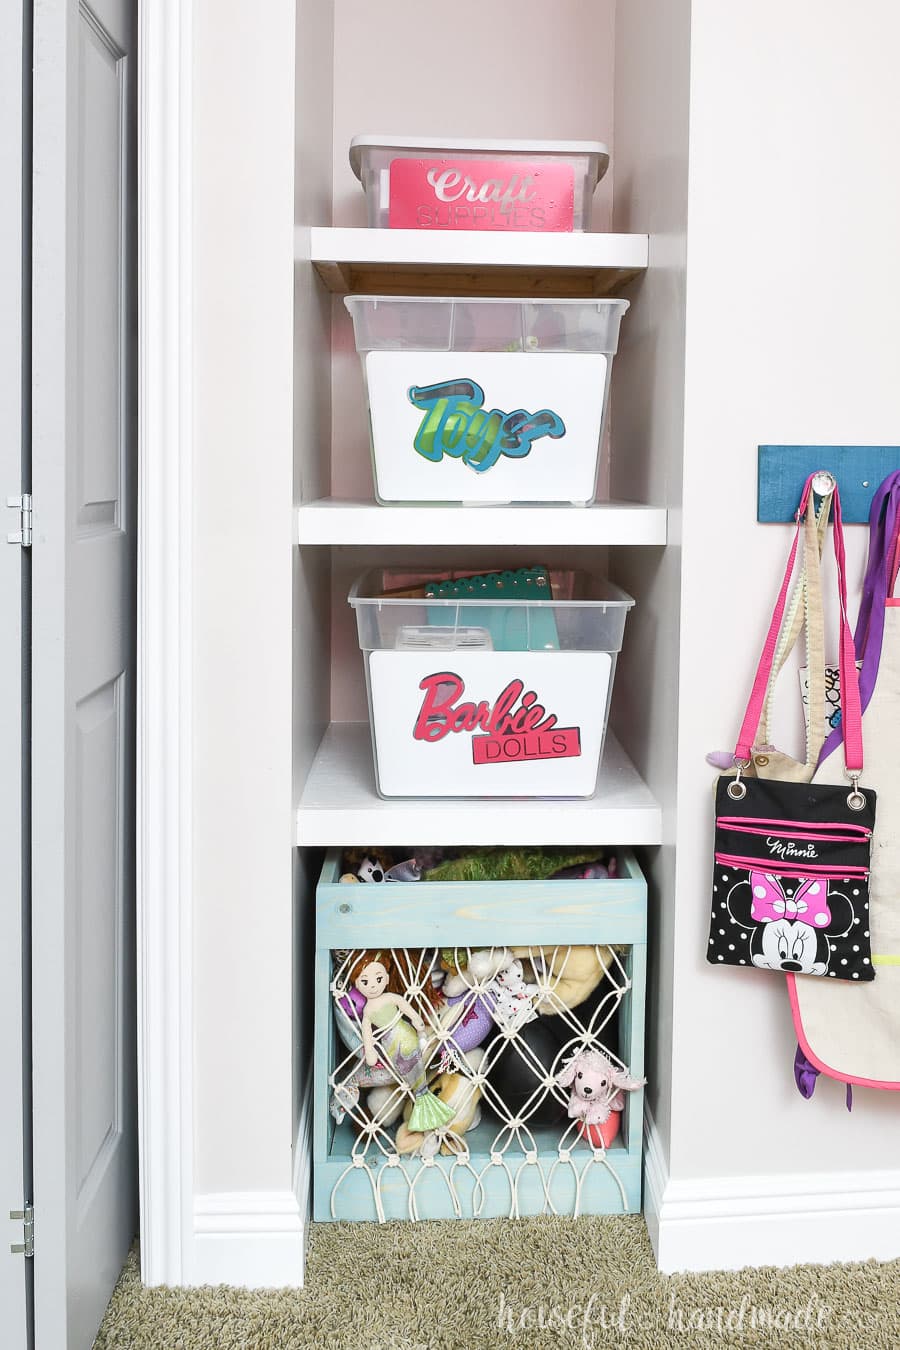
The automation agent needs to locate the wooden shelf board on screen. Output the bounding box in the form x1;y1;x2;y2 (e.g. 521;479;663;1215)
295;723;661;846
306;227;648;298
296;499;667;547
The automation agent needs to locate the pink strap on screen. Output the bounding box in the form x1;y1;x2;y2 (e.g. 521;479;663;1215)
735;475;863;775
735;478;812;762
832;487;863;772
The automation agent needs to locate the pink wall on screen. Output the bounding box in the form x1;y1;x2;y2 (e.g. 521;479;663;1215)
331;0;616;230
329;0;617;500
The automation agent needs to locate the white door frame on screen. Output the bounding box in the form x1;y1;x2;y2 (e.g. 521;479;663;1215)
137;0;308;1288
136;0;194;1286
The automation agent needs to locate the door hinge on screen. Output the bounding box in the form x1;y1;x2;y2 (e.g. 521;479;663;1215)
6;493;32;547
9;1204;34;1257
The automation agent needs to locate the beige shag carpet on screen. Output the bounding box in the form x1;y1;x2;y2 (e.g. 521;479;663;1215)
95;1216;900;1350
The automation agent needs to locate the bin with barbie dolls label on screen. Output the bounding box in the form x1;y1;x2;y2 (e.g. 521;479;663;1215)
350;135;609;232
349;566;634;798
344;295;629;506
313;845;647;1223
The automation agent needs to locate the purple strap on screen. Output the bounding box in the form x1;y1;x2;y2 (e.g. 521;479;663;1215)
794;1045;819;1099
819;471;900;764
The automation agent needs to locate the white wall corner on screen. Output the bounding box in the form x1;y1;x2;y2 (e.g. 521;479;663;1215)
645;1109;900;1273
190;1078;313;1289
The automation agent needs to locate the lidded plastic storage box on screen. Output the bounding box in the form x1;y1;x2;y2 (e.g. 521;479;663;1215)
350;135;610;232
350;567;634;798
344;296;629;506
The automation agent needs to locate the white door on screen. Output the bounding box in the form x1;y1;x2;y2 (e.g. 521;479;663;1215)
31;0;138;1345
1;3;30;1345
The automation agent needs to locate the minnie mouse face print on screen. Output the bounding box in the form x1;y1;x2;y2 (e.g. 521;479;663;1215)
746;873;843;974
721;870;864;978
753;915;831;975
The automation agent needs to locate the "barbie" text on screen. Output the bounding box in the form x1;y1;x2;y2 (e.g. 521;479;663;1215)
413;672;581;765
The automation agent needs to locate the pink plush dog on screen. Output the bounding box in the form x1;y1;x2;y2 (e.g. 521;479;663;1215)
557;1048;645;1125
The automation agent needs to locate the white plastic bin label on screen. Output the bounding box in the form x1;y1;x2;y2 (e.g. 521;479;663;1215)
367;650;612;796
366;350;608;504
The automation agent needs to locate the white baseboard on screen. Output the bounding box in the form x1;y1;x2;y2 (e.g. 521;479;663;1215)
190;1079;313;1288
192;1191;305;1288
643;1110;900;1272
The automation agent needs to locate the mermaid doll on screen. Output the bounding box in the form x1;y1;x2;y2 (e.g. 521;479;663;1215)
350;950;455;1133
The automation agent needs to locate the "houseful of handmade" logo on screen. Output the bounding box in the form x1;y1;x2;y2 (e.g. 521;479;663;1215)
408;378;565;474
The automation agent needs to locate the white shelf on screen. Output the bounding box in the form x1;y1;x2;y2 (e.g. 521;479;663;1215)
305;226;648;298
295;722;661;846
296;499;667;547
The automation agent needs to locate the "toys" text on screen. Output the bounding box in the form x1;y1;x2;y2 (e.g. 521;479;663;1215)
408;379;565;474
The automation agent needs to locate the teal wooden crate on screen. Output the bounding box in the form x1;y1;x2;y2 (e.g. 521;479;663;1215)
313;849;647;1224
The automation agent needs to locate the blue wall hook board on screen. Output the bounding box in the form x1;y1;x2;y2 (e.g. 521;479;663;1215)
758;446;900;522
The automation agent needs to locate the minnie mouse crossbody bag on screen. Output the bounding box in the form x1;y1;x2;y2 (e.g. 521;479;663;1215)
707;475;876;982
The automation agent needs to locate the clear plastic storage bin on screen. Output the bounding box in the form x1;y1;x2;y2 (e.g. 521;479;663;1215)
344;295;629;506
349;567;634;798
349;135;609;232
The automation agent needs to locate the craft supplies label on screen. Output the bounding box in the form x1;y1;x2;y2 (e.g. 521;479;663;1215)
388;158;575;231
366;351;607;504
368;651;611;796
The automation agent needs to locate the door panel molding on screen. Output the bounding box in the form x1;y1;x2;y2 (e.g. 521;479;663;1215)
136;0;194;1286
76;1;128;538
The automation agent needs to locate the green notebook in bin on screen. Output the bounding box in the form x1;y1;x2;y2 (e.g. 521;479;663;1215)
425;567;560;651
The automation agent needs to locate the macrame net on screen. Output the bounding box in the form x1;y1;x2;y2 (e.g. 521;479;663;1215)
328;943;634;1222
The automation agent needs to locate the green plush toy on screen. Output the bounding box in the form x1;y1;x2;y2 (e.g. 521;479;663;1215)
423;846;607;884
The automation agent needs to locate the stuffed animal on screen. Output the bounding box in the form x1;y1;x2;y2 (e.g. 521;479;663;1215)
510;944;617;1015
394;1048;485;1156
329;1063;403;1125
557;1048;645;1128
442;947;512;998
349;951;454;1133
364;1081;410;1129
441;990;494;1055
435;949;513;1057
340;847;423;884
485;958;539;1028
342;853;421;884
331;949;446;1131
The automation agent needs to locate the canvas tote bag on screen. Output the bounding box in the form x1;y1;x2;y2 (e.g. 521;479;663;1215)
790;473;900;1086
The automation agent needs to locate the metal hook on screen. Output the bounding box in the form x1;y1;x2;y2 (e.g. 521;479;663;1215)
811;470;837;496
